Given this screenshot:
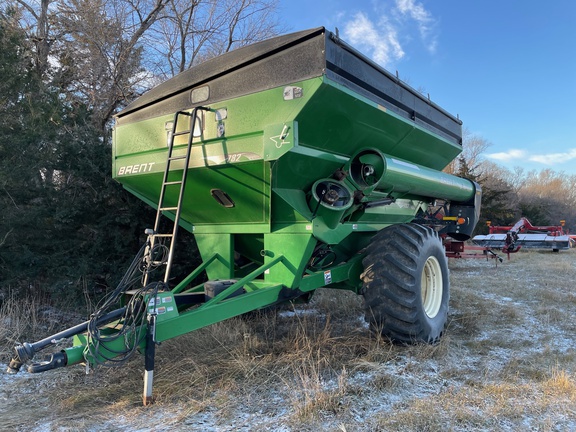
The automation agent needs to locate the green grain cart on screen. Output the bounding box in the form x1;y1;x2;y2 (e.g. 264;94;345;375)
8;27;481;404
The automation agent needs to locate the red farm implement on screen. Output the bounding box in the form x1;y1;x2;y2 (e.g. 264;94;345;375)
473;217;573;253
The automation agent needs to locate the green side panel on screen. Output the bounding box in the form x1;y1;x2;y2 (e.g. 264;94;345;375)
271;189;311;226
263;233;317;287
119;162;270;229
194;234;234;280
295;79;462;170
272;146;348;191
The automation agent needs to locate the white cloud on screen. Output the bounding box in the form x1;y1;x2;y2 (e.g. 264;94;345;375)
395;0;438;54
341;1;438;68
486;149;527;162
487;148;576;166
529;149;576;165
343;12;404;66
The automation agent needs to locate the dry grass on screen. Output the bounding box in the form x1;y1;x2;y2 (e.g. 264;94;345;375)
0;291;81;363
2;249;576;431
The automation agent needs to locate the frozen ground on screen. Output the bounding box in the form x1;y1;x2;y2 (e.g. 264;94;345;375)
2;251;575;431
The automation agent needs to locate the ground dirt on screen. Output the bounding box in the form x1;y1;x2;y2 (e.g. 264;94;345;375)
1;249;575;431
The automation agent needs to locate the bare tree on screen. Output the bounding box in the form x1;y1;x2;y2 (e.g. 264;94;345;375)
55;0;174;131
11;0;54;75
146;0;282;79
8;0;173;132
444;128;492;175
476;161;519;225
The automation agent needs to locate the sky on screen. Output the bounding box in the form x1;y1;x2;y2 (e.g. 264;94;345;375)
277;0;576;175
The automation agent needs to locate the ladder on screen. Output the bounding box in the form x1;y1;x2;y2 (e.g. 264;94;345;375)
143;107;207;287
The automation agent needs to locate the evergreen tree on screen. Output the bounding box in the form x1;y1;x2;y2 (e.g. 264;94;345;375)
0;10;153;305
453;156;518;235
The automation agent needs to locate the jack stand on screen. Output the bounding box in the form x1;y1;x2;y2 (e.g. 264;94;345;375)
143;313;157;405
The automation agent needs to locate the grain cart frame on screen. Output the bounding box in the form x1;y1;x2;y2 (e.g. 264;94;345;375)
8;27;481;404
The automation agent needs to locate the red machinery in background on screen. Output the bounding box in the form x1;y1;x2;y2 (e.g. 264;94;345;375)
473;217;573;253
444;238;504;262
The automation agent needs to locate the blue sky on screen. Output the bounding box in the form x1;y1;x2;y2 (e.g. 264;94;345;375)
278;0;576;175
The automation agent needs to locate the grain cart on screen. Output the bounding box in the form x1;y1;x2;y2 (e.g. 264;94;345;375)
8;27;481;404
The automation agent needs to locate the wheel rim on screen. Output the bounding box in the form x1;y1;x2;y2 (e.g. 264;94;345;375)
421;256;443;318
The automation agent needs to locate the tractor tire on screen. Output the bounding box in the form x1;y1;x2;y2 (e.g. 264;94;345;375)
361;223;449;344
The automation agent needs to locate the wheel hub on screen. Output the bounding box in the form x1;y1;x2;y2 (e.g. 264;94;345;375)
421;256;443;318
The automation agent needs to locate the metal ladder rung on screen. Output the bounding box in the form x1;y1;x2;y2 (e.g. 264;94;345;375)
159;207;178;211
163;181;183;186
152;234;173;238
168;155;187;161
173;130;191;137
